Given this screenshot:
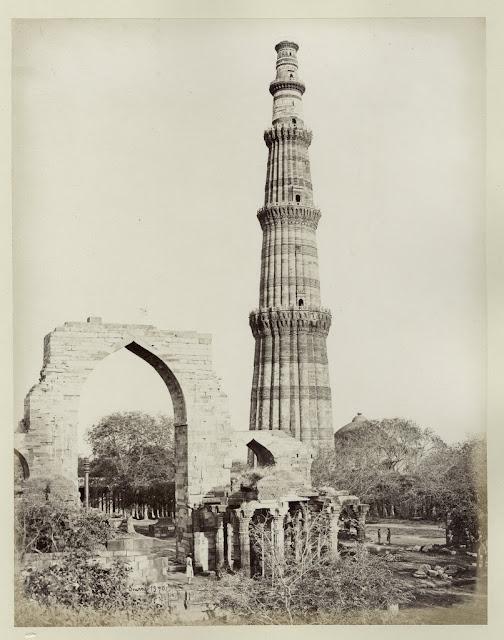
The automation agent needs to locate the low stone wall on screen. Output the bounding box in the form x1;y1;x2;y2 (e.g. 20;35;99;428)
20;550;218;621
22;539;176;586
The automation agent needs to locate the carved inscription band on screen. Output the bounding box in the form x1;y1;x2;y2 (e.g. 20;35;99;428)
257;205;321;230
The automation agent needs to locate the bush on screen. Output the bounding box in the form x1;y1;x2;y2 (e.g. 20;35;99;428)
16;495;117;555
16;496;129;617
14;577;184;626
22;551;132;610
207;548;409;625
205;511;410;624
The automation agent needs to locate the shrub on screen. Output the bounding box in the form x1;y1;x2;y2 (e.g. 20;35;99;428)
22;551;132;610
16;497;128;616
15;495;117;555
205;511;410;624
207;549;409;625
14;576;184;626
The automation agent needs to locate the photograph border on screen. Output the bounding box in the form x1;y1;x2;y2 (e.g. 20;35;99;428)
1;1;503;639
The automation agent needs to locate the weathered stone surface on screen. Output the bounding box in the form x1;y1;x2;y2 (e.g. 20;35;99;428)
248;41;333;452
19;317;233;558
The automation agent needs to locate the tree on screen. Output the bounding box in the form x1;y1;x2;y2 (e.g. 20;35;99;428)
313;417;446;518
414;435;486;546
334;417;445;471
313;416;486;547
86;411;175;515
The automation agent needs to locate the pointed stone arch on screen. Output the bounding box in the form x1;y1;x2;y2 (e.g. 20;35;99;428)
14;448;30;482
21;318;232;513
247;439;275;467
124;340;187;426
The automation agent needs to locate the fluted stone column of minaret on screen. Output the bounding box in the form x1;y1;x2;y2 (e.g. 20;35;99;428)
249;41;333;452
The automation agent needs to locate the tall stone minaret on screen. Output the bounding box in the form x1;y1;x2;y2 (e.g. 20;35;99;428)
249;41;333;452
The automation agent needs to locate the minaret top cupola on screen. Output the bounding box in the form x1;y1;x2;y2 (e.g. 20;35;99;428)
270;40;306;126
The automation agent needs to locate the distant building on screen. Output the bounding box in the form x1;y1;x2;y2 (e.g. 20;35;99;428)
334;413;369;446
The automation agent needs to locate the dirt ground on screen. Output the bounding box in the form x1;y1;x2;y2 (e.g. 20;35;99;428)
361;519;487;624
133;517;487;624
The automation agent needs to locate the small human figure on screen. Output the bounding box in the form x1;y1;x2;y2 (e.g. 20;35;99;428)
377;528;382;544
386;528;391;545
185;554;194;585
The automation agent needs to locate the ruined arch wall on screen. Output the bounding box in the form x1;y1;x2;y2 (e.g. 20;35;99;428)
22;317;233;505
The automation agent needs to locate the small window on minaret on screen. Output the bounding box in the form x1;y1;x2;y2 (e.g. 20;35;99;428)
292;118;297;125
298;299;304;307
289;73;294;78
295;194;301;203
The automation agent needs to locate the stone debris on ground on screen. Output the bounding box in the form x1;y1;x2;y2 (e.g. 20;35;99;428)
422;580;437;589
412;562;456;582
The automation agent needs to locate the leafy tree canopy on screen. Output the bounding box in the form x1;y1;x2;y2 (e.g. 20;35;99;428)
313;417;445;503
335;417;445;472
313;416;486;543
86;411;175;496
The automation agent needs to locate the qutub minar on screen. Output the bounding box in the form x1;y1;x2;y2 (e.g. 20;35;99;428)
249;41;333;452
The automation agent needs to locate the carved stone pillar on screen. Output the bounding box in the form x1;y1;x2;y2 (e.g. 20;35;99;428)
294;510;303;561
284;511;293;556
356;503;370;543
238;510;253;576
214;507;225;572
270;504;289;560
226;521;234;570
272;516;285;559
302;504;311;538
194;532;209;572
328;501;342;558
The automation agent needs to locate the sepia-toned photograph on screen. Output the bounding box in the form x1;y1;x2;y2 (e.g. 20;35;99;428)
11;15;488;627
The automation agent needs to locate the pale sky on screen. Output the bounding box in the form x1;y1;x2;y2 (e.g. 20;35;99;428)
12;18;485;454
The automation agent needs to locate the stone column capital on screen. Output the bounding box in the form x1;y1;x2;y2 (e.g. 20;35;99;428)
269;502;290;519
236;500;259;521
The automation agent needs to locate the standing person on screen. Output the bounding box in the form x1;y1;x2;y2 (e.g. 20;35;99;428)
377;528;382;544
387;528;391;545
185;554;194;585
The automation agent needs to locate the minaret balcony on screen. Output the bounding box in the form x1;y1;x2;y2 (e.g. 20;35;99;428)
249;307;332;337
257;204;321;230
264;126;312;146
269;79;306;96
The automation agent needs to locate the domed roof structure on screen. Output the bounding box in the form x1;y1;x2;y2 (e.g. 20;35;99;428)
334;413;369;438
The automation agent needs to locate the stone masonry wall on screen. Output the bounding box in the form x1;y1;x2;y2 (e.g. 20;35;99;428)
21;317;233;519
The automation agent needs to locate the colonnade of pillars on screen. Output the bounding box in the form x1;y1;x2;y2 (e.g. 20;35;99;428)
231;502;369;577
192;501;369;576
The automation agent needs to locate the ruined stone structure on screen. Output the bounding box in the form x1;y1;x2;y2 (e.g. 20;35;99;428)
16;316;233;558
249;41;333;451
189;486;368;577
